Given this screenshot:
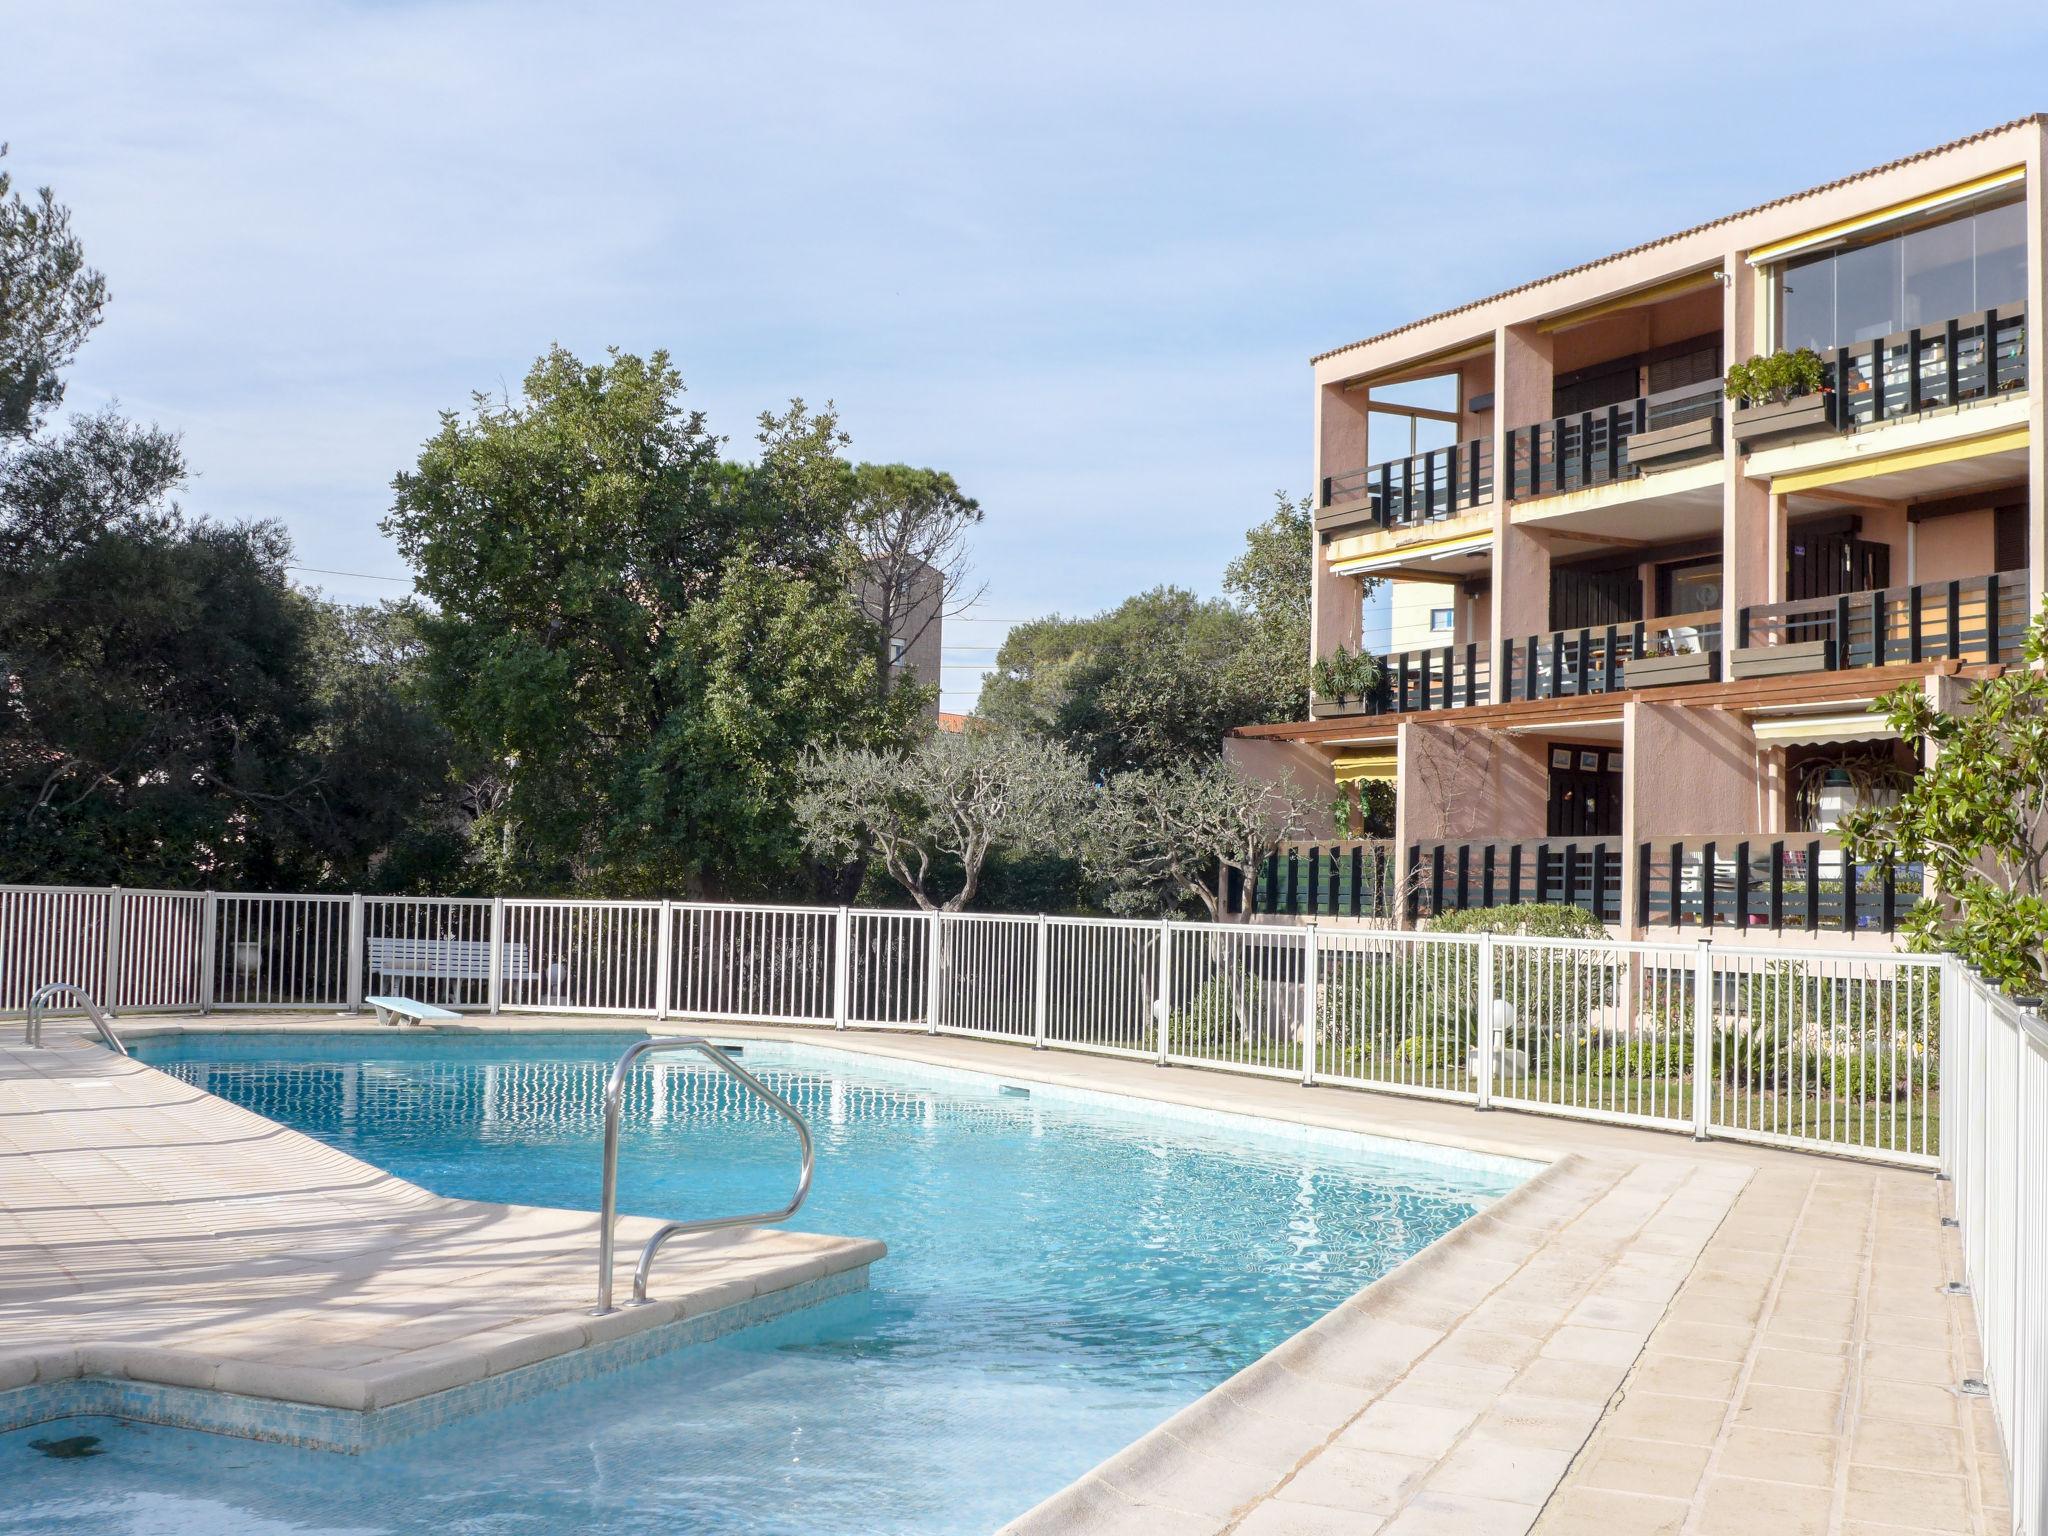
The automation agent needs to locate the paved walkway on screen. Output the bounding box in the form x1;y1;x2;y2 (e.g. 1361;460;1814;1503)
0;1030;881;1432
680;1022;2008;1536
1537;1164;2006;1536
1;1015;2008;1532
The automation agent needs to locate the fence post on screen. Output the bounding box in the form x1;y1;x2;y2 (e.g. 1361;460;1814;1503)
833;906;851;1030
1300;921;1318;1087
1690;938;1713;1140
926;908;942;1036
1033;913;1049;1050
1156;918;1172;1066
1475;931;1495;1111
346;893;366;1014
102;886;124;1016
487;897;505;1015
654;899;674;1022
1937;955;1958;1180
198;891;218;1015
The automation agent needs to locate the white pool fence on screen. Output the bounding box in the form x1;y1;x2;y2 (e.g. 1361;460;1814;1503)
1;880;2039;1528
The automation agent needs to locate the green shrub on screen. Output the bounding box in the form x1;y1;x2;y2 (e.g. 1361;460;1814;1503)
1597;1034;1693;1080
1827;1048;1930;1103
1722;961;1937;1051
1724;348;1825;406
1395;1025;1470;1070
1427;903;1607;940
1310;644;1382;702
1428;904;1619;1040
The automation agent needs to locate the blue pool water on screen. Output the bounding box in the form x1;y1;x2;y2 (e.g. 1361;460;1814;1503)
2;1032;1528;1534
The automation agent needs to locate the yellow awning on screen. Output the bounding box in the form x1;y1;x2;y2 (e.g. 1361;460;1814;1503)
1747;167;2023;264
1328;529;1492;576
1332;751;1398;784
1751;713;1900;747
1770;425;2029;495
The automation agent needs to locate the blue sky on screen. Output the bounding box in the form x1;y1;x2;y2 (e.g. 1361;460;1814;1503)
5;3;2046;709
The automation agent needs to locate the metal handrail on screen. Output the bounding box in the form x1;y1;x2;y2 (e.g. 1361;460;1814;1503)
590;1036;814;1315
24;984;129;1055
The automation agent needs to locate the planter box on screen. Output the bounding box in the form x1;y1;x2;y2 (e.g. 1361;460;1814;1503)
1626;412;1722;470
1622;649;1722;689
1732;391;1836;450
1314;503;1378;539
1730;639;1834;679
1309;695;1378;720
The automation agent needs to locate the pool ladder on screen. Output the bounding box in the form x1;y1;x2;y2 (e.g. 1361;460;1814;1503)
590;1037;814;1315
23;983;129;1055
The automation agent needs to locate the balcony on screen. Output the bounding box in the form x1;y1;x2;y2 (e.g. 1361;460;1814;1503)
1386;836;1920;935
1499;615;1723;703
1638;838;1924;935
1734;570;2029;677
1735;305;2027;451
1318;436;1492;538
1311;643;1492;719
1411;839;1626;925
1231;841;1399;920
1504;380;1723;502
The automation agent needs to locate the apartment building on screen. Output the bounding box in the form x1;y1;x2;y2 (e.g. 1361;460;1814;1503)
1227;117;2044;946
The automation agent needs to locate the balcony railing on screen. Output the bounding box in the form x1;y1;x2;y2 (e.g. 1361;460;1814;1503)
1505;379;1722;501
1311;643;1491;718
1828;304;2026;428
1637;838;1924;934
1737;570;2028;673
1499;615;1723;703
1319;436;1492;531
1233;842;1398;919
1409;839;1625;925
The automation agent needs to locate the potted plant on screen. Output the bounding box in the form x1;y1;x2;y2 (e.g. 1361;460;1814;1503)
1727;348;1835;448
1309;644;1384;717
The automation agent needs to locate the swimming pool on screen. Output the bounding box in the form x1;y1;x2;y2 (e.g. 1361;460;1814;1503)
3;1031;1530;1534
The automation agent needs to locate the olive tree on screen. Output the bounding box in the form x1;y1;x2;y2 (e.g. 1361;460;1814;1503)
794;726;1089;912
1079;757;1326;919
1841;613;2048;993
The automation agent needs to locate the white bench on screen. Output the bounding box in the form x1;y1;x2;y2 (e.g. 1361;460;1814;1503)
366;937;530;983
364;994;464;1028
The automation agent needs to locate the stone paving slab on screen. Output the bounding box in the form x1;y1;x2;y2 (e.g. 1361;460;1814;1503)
35;1015;2009;1533
0;1031;882;1426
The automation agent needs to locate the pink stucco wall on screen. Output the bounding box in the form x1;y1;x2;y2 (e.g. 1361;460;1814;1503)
1624;702;1762;841
1223;737;1339;831
1393;721;1547;844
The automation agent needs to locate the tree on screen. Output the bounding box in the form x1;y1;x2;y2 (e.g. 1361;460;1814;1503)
977;587;1283;777
1079;757;1326;918
0;161;459;892
291;599;475;892
845;461;983;702
1223;492;1321;723
383;348;923;897
0;486;313;886
0;145;108;439
1841;615;2048;994
794;727;1089;911
976;497;1329;777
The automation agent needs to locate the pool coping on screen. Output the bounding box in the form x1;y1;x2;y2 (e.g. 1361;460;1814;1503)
1000;1150;1751;1534
0;1028;884;1452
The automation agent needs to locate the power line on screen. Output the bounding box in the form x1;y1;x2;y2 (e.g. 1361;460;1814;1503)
287;564;413;584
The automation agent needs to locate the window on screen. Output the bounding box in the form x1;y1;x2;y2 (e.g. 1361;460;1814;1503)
888;638;908;666
1429;607;1454;633
1779;200;2026;353
1664;560;1722;617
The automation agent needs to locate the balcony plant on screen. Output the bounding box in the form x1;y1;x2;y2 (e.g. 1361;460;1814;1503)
1726;348;1835;448
1309;644;1383;716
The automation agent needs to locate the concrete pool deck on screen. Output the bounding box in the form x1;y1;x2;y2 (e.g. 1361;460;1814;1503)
1;1013;2011;1533
0;1026;883;1449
